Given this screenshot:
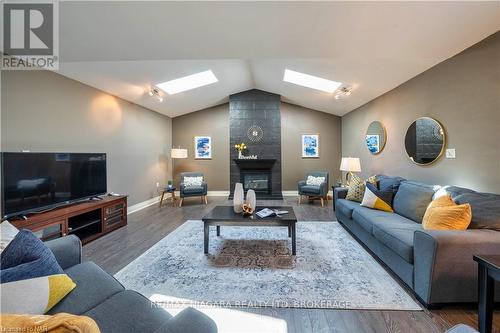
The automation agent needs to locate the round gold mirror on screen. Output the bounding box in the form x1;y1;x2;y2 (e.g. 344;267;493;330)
365;121;386;154
404;117;445;165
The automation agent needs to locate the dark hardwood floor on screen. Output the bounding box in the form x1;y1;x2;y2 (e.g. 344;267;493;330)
83;196;499;333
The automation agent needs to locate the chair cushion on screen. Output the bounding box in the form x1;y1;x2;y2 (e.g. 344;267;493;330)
47;262;124;315
306;175;325;186
184;176;203;187
336;199;360;220
372;221;422;263
183;186;204;194
300;185;321;195
393;181;437;223
84;290;172;333
0;230;63;283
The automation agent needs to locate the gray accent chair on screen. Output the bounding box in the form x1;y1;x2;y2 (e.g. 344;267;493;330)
298;171;329;207
179;172;208;207
334;175;500;307
45;235;217;333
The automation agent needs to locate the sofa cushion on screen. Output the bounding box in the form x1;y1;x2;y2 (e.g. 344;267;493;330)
393;181;437;223
47;262;124;315
352;206;417;234
183;186;204;194
301;185;321;195
454;192;500;231
336;199;360;220
84;290;172;333
372;221;422;263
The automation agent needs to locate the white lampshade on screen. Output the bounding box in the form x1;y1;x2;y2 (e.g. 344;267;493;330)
340;157;361;172
171;148;188;159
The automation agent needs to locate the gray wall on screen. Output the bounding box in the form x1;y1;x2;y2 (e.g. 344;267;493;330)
281;102;342;190
172;104;230;190
341;32;500;193
1;70;173;205
172;101;342;191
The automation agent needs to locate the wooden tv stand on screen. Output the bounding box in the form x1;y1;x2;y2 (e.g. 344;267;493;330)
10;195;127;244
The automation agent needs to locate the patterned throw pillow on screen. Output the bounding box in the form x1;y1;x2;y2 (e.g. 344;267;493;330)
346;174;377;202
361;183;394;212
1;274;76;314
184;176;203;187
306;176;326;186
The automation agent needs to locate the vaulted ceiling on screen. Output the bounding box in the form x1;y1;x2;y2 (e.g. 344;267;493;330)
55;1;500;118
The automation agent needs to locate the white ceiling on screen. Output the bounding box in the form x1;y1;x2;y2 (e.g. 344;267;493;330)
55;1;500;118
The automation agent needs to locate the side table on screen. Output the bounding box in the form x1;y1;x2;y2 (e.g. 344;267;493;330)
159;187;177;207
473;255;500;333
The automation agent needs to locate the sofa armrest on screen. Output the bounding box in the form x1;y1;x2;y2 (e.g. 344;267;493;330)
153;307;217;333
414;229;500;305
45;235;82;270
334;187;348;201
201;182;208;195
319;182;328;197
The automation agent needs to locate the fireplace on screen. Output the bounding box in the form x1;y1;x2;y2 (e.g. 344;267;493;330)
241;171;271;194
231;158;282;199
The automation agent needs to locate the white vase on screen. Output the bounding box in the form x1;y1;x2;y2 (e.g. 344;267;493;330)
246;189;256;212
238;151;243;159
233;183;244;213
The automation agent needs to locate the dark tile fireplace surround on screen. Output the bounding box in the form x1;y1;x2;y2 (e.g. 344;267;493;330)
229;90;283;199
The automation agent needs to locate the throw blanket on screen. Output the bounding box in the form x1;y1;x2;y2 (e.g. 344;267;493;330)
0;313;100;333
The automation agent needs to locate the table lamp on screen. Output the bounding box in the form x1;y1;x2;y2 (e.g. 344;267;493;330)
340;157;361;186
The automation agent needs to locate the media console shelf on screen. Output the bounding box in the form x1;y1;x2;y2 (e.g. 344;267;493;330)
10;196;127;244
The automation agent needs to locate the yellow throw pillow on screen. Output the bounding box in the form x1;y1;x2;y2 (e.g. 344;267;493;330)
422;195;472;230
0;313;100;333
346;174;377;202
1;274;76;314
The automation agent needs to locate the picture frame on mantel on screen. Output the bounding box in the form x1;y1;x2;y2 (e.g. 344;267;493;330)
194;136;212;159
302;134;319;158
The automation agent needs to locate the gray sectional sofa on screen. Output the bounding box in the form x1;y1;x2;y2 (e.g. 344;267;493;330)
334;175;500;307
45;235;217;333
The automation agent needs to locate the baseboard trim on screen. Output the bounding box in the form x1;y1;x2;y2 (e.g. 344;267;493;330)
127;195;161;215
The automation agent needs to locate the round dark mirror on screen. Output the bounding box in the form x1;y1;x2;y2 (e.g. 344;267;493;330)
404;117;445;165
365;121;386;154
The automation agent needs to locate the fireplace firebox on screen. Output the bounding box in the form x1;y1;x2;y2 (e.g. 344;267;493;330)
241;171;271;193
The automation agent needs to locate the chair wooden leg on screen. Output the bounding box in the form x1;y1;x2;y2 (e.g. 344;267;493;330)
159;191;165;207
204;195;208;205
298;195;301;205
320;197;324;207
179;198;183;207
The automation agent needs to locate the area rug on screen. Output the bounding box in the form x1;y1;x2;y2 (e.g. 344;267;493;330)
115;221;421;310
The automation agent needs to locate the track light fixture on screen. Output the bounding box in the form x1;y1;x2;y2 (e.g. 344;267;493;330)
148;87;163;102
334;86;353;100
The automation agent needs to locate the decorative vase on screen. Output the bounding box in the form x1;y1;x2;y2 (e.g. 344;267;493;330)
233;183;244;213
238;151;243;159
246;189;256;212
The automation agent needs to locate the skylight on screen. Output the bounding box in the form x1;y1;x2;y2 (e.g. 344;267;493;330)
156;70;218;95
283;69;341;93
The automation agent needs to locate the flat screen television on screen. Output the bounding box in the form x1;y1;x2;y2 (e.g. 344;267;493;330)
1;152;107;219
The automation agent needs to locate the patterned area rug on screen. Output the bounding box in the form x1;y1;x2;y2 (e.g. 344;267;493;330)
115;221;421;310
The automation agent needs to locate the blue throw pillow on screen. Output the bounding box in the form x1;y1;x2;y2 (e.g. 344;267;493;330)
0;229;63;283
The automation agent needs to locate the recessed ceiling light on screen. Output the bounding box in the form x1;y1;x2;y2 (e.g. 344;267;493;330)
283;69;341;93
156;70;218;95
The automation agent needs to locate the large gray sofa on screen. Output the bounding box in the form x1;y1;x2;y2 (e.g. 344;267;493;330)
334;175;500;307
45;235;217;333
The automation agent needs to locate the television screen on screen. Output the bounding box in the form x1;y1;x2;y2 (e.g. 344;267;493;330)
1;152;107;218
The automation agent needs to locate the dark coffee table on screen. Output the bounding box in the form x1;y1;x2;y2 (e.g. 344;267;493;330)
202;206;297;255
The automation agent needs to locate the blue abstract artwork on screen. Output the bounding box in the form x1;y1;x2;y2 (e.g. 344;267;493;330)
194;136;212;159
302;134;319;158
366;135;380;154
